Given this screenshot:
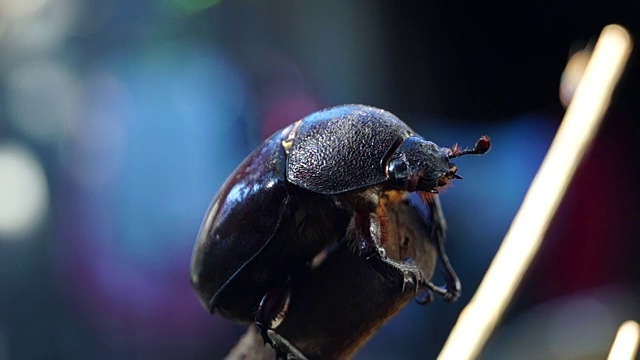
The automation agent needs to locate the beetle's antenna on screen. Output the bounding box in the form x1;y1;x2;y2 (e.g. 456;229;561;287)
449;135;491;158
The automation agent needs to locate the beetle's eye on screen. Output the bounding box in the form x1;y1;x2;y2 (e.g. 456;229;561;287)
388;159;409;180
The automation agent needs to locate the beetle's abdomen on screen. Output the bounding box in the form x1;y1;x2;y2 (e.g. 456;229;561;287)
190;130;290;317
287;104;412;195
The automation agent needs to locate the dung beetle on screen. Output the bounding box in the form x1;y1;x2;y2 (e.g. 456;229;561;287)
265;196;444;360
226;196;442;359
190;104;490;343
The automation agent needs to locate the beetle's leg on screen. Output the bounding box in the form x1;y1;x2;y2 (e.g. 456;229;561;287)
255;283;291;351
428;195;461;302
354;210;424;291
267;330;310;360
415;282;452;305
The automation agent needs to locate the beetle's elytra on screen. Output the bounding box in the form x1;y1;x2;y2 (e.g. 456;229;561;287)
190;104;490;343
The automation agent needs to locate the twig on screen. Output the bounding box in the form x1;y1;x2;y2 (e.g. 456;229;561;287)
438;24;633;360
607;321;640;360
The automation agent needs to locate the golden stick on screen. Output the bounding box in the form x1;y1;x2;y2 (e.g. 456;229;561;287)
438;24;633;360
607;321;640;360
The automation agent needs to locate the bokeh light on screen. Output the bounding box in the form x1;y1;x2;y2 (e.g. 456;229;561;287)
0;0;50;18
0;0;78;52
5;60;80;144
65;72;129;189
485;285;638;359
0;142;49;239
54;41;249;358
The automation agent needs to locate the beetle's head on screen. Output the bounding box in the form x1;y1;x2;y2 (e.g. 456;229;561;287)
385;135;491;193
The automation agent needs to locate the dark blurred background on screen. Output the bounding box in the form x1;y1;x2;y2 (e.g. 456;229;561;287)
0;1;638;359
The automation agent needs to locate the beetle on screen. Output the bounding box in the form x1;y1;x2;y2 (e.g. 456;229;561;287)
258;196;448;360
190;104;490;342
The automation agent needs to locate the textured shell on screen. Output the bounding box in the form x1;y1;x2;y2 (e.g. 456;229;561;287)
286;104;412;194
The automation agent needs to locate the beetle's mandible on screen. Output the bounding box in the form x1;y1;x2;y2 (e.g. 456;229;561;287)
190;104;490;346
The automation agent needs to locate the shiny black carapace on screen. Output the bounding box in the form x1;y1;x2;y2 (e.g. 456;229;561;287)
190;104;490;337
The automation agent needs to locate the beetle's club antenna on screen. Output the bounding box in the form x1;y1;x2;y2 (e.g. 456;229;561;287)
449;135;491;159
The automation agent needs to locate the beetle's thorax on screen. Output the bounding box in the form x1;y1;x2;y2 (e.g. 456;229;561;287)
284;105;411;195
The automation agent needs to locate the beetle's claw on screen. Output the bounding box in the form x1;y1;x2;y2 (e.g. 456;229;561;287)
266;330;310;360
425;281;460;302
366;249;424;292
256;322;273;347
403;266;425;294
257;324;290;360
444;286;461;302
401;271;415;292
